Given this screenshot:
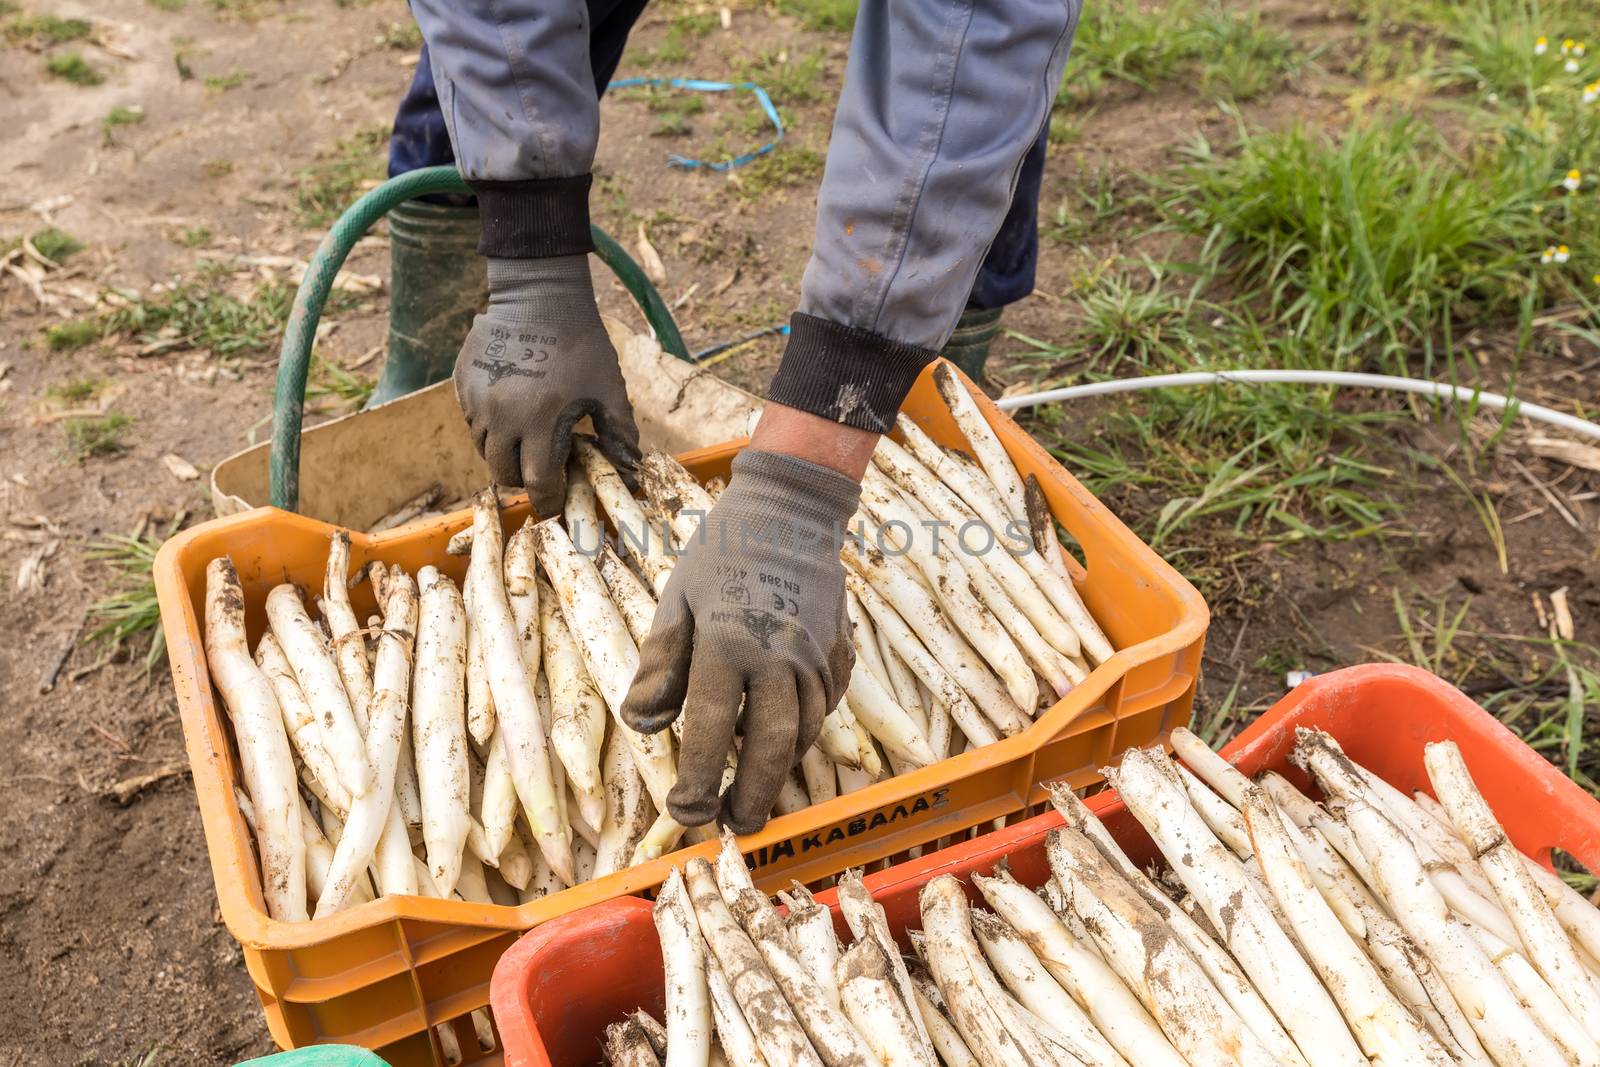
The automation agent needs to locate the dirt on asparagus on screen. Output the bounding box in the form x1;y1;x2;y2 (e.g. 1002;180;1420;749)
1;0;1597;1063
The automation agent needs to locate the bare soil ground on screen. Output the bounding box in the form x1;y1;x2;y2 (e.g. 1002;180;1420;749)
0;0;1595;1063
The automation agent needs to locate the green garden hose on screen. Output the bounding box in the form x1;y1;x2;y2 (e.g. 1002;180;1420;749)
270;164;688;512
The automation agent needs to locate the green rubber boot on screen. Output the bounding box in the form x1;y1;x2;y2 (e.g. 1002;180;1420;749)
368;199;487;407
940;305;1004;382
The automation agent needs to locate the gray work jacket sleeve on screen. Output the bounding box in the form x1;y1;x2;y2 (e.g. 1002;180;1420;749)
410;0;601;257
768;0;1082;433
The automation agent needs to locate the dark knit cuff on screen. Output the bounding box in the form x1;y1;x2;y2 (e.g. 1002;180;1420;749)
469;175;594;258
766;312;938;434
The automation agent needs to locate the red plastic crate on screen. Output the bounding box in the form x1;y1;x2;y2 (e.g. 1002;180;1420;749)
489;662;1600;1067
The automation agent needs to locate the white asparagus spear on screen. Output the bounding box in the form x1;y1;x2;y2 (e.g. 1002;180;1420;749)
836;937;935;1067
1341;797;1566;1067
598;543;659;645
916;877;1047;1067
782;882;843;1011
973;870;1185;1067
969;908;1128;1067
454;856;493;903
319;531;374;733
496;825;533;891
317;570;419;915
859;472;1040;710
1045;781;1298;1061
1427;742;1600;1038
848;588;896;695
1294;731;1524;947
463;576;496;751
1404;789;1501;900
846;666;938;769
255;633;352;815
800;744;840;807
841;536;1027;736
730;888;885;1067
594;728;653;879
868;467;1068;702
1110;748;1363;1067
835;869;930;1050
845;573;996;749
637;451;719;546
563;452;605;558
299;802;373;906
685;859;824;1067
575;437;675;594
634;1010;669;1058
818;698;868;771
265;583;372;800
534;520;691;844
894;413;1110;664
1241;787;1455;1066
705;953;764;1067
467;495;574;886
1517;850;1600;968
411;567;472;896
479;728;517;859
654;868;713;1067
872;434;1082;661
911;979;979;1067
1046;826;1280;1067
1469;924;1600;1065
207;559;306;921
606;1017;663;1067
538;581;608;829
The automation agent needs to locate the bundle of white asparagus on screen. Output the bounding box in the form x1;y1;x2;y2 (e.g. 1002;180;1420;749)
203;365;1115;923
628;730;1600;1067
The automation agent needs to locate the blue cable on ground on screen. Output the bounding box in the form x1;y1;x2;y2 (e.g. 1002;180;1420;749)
608;76;784;170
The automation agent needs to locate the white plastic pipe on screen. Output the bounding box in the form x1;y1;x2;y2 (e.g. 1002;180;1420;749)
994;369;1600;441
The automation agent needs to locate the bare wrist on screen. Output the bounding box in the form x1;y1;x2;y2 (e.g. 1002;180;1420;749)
748;402;879;481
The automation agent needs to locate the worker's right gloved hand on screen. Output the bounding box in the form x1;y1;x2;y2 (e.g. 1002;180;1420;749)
621;450;860;834
453;255;641;517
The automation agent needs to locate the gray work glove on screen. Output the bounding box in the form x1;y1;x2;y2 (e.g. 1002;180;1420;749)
453;255;641;517
622;450;861;834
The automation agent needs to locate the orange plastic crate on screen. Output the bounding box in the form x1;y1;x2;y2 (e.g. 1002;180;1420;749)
154;362;1207;1065
490;662;1600;1067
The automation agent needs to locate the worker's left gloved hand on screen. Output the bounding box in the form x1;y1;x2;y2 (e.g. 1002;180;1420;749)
621;450;860;834
453;255;640;517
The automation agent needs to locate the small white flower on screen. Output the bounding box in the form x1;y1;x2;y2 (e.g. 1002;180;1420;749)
1567;58;1581;73
1562;38;1576;55
1542;246;1557;264
1564;169;1583;192
1576;42;1588;57
1556;245;1572;263
1586;83;1600;104
1536;36;1549;55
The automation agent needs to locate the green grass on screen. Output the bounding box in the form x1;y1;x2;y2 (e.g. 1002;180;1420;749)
777;0;857;32
102;279;295;357
378;18;420;50
46;51;102;86
739;48;828;107
204;69;248;93
102;104;145;140
177;225;211;247
5;11;89;43
1158;115;1563;373
44;319;99;351
307;355;374;408
47;375;105;402
731;146;824;200
65;411;131;459
295;125;389;227
86;527;168;671
1061;0;1299;104
147;0;184;10
33;227;82;262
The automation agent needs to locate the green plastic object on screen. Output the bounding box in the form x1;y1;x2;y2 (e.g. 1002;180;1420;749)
940;304;1004;382
368;198;486;407
270;165;687;513
233;1046;389;1067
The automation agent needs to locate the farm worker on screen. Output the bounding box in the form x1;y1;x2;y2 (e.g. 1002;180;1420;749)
401;0;1079;833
